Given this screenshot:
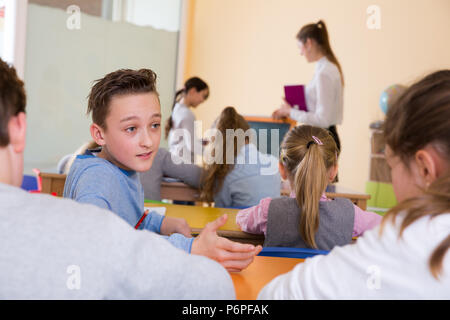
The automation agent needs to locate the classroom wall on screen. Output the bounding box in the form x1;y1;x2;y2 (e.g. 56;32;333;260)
29;0;103;17
23;3;179;172
125;0;181;31
183;0;450;193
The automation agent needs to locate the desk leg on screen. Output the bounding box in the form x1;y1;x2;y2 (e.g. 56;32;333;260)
356;199;367;211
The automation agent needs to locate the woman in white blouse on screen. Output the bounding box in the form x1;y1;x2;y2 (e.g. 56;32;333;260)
165;77;209;163
273;20;344;151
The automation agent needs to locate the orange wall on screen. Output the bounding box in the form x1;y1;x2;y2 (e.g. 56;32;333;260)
183;0;450;192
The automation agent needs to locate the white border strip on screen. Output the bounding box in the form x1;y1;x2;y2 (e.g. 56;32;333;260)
3;0;28;79
175;0;190;89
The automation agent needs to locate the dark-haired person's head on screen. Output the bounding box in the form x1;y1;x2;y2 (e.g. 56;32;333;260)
87;69;162;172
87;69;159;130
0;58;27;187
182;77;209;107
164;76;209;139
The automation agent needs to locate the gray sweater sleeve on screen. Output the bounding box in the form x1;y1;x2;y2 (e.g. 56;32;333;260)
0;185;235;299
105;214;233;299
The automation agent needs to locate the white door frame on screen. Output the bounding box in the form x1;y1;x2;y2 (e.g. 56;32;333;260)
3;0;28;79
175;0;190;89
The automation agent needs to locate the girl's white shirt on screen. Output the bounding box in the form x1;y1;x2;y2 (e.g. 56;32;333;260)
289;56;343;128
168;102;202;162
258;212;450;299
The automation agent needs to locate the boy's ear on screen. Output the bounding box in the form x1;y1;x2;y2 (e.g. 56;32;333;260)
8;112;27;153
90;123;106;146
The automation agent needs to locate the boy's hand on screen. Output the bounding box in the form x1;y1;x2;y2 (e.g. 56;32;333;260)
160;216;192;238
191;214;263;272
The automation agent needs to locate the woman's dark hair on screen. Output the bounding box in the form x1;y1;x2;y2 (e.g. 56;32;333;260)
297;20;344;85
164;77;209;139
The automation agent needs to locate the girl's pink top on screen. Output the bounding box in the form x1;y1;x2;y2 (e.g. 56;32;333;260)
236;193;382;237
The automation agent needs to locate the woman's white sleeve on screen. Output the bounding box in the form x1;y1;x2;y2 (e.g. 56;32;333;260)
289;73;337;128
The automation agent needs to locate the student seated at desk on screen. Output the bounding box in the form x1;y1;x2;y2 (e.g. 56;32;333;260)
166;77;209;164
63;68;261;272
200;107;280;208
258;71;450;299
0;59;234;299
236;125;381;251
140;147;203;201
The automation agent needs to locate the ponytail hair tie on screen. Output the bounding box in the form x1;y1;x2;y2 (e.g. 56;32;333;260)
312;136;323;145
306;136;323;149
307;136;323;149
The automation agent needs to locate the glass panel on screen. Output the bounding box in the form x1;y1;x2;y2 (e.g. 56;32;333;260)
24;0;181;173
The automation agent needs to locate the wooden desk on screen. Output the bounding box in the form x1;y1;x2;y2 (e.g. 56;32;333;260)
39;172;66;196
39;171;370;210
230;256;304;300
160;181;200;202
38;174;202;200
161;181;371;210
281;185;371;210
326;185;371;210
145;203;265;246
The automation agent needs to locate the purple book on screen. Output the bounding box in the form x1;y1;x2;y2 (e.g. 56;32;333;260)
284;85;308;112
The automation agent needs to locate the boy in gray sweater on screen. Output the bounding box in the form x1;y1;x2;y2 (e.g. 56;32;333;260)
0;59;235;299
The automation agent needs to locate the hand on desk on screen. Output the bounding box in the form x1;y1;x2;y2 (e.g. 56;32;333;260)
160;216;192;238
191;214;262;272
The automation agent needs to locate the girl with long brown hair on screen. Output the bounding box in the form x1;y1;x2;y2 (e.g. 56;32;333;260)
236;125;381;250
259;70;450;299
200;106;281;208
272;20;344;151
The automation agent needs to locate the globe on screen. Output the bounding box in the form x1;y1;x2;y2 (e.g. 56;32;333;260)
380;84;407;114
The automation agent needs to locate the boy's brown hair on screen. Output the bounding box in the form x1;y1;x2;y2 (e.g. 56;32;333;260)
0;59;26;146
87;68;158;129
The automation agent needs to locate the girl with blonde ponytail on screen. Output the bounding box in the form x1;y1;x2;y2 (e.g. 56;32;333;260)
237;125;381;250
259;70;450;299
